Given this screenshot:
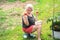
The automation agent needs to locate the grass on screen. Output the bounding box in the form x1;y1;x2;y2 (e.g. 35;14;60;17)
0;10;7;16
0;0;60;40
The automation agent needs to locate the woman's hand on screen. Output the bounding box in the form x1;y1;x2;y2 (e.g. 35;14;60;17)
35;20;42;25
36;11;39;16
36;11;39;20
23;14;29;26
34;11;39;21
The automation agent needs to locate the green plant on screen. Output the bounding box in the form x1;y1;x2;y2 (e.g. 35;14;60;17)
20;0;26;2
47;13;60;31
51;21;60;31
7;0;16;2
35;0;40;2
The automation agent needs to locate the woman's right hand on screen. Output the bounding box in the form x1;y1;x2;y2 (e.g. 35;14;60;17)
23;14;29;26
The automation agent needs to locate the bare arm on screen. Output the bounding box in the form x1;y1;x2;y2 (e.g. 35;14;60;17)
34;15;38;21
23;15;29;26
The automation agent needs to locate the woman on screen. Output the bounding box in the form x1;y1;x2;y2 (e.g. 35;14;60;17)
22;4;42;40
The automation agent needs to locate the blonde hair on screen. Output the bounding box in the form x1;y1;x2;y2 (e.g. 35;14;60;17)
25;4;33;11
22;4;33;15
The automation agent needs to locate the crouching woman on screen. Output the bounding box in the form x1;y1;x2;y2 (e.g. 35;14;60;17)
22;4;42;40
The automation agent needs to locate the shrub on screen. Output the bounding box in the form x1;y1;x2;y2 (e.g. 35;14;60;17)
47;12;60;31
51;21;60;31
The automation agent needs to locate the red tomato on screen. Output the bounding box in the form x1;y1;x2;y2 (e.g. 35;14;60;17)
36;11;39;15
24;13;27;16
36;11;39;13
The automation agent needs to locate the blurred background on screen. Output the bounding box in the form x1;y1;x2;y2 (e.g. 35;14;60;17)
0;0;60;40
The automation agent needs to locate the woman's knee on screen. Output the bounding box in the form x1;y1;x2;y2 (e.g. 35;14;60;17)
33;24;42;31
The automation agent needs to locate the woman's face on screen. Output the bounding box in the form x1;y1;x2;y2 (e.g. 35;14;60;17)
26;7;33;14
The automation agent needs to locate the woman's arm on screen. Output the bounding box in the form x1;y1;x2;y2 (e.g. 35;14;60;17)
34;11;39;21
23;15;29;26
34;16;38;21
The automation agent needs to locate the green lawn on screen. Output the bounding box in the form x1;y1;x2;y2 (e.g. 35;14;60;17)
0;0;60;40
